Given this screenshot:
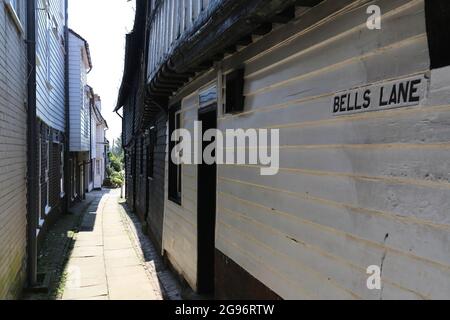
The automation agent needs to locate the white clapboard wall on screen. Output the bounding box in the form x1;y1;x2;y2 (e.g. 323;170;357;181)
217;0;450;299
36;0;66;132
163;91;199;290
163;0;450;299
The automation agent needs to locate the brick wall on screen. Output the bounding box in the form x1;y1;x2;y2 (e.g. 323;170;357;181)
0;1;28;299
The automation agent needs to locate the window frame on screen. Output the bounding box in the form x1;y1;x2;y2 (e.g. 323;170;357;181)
45;12;53;89
45;135;51;215
168;104;182;205
224;67;246;115
60;143;65;198
147;127;156;180
5;0;24;34
140;136;145;176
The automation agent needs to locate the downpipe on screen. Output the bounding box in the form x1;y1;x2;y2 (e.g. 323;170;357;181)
26;0;38;287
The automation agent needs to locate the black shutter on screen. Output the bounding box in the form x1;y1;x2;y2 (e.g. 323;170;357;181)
425;0;450;69
225;67;246;114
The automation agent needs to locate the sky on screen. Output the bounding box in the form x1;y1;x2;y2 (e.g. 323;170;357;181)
68;0;136;143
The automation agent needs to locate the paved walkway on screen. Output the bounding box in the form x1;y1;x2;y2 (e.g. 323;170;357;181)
62;189;164;300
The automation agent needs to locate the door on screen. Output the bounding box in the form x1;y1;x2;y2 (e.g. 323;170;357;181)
197;104;217;295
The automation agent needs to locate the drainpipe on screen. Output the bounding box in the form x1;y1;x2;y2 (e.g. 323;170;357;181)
26;0;38;287
64;0;70;213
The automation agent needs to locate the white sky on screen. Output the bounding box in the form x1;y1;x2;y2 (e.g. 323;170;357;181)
68;0;136;143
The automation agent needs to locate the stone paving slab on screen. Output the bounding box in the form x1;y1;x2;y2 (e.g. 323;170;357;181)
62;189;163;300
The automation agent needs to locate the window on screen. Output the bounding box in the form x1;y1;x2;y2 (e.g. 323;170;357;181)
60;144;64;197
96;160;101;175
147;128;156;179
224;67;246;114
45;13;52;88
89;160;93;184
168;105;182;204
45;133;50;215
5;0;24;34
140;137;144;176
38;136;42;221
52;16;59;39
39;128;51;217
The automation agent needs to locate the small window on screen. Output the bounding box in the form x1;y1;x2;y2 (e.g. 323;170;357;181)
168;105;182;204
224;67;246;114
199;84;218;108
5;0;24;34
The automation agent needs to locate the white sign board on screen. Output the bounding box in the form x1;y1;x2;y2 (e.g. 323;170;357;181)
332;75;426;116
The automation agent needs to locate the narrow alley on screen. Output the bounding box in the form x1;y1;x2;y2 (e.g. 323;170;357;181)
3;0;450;305
62;189;180;300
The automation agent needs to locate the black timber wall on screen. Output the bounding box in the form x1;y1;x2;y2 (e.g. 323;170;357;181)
146;112;167;253
133;111;167;253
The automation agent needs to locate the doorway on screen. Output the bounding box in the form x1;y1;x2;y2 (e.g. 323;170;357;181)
197;104;217;295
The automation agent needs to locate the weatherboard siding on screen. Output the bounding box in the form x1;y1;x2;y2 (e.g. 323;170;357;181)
0;0;28;299
36;0;66;132
163;91;200;290
158;0;450;299
214;0;450;299
68;32;90;152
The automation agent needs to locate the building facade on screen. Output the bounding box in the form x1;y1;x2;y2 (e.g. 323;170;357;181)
92;95;108;190
119;0;450;299
118;0;167;253
68;29;94;203
35;0;67;239
0;0;28;299
0;1;107;298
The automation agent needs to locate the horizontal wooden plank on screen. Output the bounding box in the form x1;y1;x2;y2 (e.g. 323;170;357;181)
217;191;450;298
245;0;426;94
217;175;450;267
270;145;450;185
218;206;425;299
218;165;450;226
221;36;429;128
217;232;313;300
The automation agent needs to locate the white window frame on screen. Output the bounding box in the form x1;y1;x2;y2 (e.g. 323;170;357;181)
5;0;24;34
45;138;51;215
38;136;44;228
60;144;65;198
45;13;53;90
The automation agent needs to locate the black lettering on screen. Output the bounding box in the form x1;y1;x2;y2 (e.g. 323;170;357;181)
379;87;388;106
333;96;340;113
389;84;398;105
340;95;346;112
347;93;352;111
398;81;409;104
409;79;421;102
348;93;355;111
363;90;371;108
